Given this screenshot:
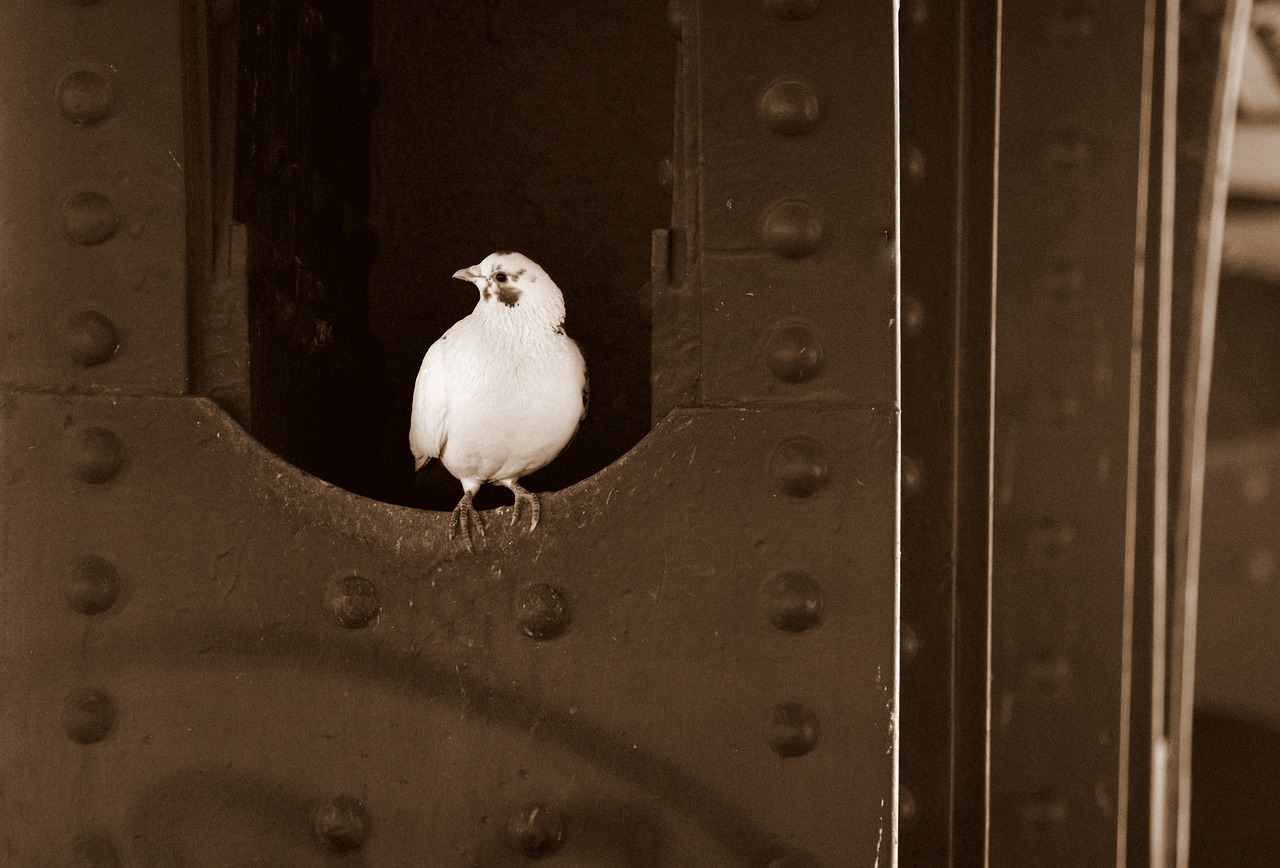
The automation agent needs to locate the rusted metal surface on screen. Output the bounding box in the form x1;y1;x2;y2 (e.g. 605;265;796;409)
0;392;894;865
0;0;188;393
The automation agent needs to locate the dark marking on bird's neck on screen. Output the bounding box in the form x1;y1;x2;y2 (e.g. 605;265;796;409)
497;284;522;307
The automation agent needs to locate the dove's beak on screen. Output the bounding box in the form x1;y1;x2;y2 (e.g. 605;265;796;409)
452;266;482;283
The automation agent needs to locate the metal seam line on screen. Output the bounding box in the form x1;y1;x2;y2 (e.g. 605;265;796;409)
985;0;1003;864
1119;0;1162;862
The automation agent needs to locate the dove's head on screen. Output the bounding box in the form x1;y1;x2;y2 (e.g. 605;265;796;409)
453;252;565;325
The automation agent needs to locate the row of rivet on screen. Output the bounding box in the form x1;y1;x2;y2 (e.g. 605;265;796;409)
757;0;825;774
57;2;122;368
64;422;124;741
311;796;565;857
58;23;120;833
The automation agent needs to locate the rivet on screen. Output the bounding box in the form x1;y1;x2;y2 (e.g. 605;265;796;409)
66;555;120;615
1049;5;1094;40
901;622;920;666
324;574;381;629
1245;547;1275;588
1040;262;1083;306
769;438;828;498
1025;651;1073;697
759;79;819;136
899;784;919;832
62;310;119;367
903;141;926;184
761;571;823;632
763;0;821;21
761;200;823;258
1021;790;1069;831
72;833;120;868
902;294;924;339
62;688;117;744
1040;130;1091;172
312;796;371;852
664;0;683;37
766;701;819;757
766;323;824;383
1036;382;1082;426
902;454;922;495
1240;466;1270;504
62;191;118;245
1028;516;1076;562
902;0;929;31
515;583;571;640
57;69;113;125
506;801;564;857
70;427;124;484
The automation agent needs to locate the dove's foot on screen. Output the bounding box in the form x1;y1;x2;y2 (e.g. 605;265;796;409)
449;490;485;553
503;480;541;532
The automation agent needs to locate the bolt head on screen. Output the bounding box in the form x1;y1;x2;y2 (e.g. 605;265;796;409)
769;438;828;498
312;796;371;852
62;191;118;245
761;201;823;259
507;801;564;857
63;688;116;744
62;310;119;367
324;574;380;629
57;69;113;124
69;427;124;484
766;701;820;757
66;555;120;615
766;324;824;383
761;572;823;632
759;79;819;135
515;583;571;640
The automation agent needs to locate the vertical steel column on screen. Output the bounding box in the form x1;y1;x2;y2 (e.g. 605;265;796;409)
1166;2;1252;865
989;1;1179;864
899;0;1000;864
0;0;189;392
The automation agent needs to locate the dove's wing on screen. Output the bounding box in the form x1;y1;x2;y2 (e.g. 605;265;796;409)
409;330;453;471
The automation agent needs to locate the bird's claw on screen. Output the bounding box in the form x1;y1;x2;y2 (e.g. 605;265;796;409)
449;493;485;553
509;485;541;532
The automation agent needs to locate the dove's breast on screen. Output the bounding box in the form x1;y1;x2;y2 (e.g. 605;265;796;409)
436;324;586;484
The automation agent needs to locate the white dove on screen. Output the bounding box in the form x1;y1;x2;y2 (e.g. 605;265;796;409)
410;252;587;551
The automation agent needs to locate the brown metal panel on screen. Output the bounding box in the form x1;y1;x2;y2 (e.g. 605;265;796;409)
990;1;1175;864
0;393;894;865
674;0;897;407
0;0;188;392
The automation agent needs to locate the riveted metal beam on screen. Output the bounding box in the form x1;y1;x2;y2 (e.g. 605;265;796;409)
657;0;898;411
0;392;895;864
989;1;1181;864
0;0;188;393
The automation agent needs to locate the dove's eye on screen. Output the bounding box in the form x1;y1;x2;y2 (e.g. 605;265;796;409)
494;272;509;283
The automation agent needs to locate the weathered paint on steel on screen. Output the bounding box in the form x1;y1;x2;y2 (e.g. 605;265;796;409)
0;392;895;865
0;0;188;393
